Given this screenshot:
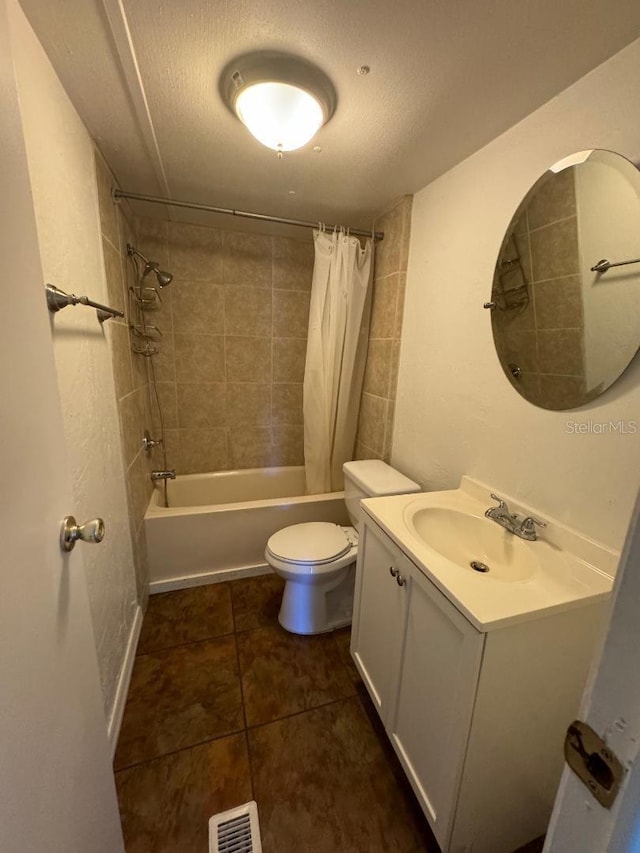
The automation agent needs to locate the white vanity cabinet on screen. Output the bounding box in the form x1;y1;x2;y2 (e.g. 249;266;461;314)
351;513;607;853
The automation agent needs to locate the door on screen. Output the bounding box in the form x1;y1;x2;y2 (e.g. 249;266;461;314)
351;519;408;716
545;488;640;853
388;564;484;849
0;2;125;849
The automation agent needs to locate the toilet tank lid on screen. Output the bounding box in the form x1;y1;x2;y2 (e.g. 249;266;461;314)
342;460;421;496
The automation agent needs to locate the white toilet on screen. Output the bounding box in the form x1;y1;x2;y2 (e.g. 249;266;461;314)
265;460;421;635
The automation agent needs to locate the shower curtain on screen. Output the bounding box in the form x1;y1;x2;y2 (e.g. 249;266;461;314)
303;228;374;494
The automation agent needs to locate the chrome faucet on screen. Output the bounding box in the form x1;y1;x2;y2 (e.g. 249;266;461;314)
484;494;546;541
151;469;176;482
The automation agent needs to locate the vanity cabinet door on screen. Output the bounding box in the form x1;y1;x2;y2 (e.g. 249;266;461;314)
387;566;485;850
351;520;408;718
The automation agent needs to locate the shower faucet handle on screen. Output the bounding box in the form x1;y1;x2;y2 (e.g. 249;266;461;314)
142;430;163;453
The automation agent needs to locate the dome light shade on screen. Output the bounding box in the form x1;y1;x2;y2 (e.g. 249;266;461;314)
221;53;336;154
235;82;324;152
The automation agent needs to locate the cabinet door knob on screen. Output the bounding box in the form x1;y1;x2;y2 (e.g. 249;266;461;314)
389;566;399;578
396;573;406;587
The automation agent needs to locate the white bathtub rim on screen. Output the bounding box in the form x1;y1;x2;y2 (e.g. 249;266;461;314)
149;562;274;594
146;487;345;519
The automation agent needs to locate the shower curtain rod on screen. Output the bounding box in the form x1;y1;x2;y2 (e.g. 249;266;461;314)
113;189;384;241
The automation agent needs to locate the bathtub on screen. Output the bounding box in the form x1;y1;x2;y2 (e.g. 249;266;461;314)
144;466;349;592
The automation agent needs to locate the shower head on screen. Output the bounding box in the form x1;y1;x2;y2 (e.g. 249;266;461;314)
154;268;173;287
127;243;173;287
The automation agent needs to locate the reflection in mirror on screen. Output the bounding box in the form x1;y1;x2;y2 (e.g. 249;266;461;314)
490;149;640;410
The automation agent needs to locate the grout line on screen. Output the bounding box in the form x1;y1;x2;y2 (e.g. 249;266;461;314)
244;693;359;733
113;724;248;774
135;629;237;657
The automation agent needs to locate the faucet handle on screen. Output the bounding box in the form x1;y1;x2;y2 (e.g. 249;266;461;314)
489;493;507;509
521;515;547;530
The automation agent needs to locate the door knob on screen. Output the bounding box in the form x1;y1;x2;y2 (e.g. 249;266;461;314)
60;516;105;552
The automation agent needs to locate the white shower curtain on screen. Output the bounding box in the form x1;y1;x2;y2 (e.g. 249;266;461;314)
303;228;374;494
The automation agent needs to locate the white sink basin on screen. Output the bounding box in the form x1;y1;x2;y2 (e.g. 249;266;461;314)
406;506;538;582
360;476;616;630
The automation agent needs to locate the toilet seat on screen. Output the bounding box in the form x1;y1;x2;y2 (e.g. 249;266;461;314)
265;522;358;575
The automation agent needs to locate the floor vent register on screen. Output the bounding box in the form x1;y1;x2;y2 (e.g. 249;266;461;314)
209;801;263;853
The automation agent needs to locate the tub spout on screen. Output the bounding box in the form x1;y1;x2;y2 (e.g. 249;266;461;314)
151;469;176;482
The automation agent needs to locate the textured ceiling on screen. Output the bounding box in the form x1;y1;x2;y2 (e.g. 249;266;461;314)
18;0;640;232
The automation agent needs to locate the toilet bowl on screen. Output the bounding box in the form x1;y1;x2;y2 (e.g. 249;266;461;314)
265;460;420;635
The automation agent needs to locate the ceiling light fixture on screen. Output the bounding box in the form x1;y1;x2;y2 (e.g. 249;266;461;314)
221;53;336;158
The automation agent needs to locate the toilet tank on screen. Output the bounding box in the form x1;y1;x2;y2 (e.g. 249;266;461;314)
342;460;421;527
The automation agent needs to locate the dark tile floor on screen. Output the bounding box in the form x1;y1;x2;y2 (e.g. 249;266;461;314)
114;573;545;853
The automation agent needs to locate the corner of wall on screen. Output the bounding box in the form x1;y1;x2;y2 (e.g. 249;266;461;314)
355;194;413;464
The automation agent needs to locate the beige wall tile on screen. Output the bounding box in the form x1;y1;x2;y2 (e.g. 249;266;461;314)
126;449;153;530
374;196;412;278
178;428;228;474
176;382;226;429
526;168;576;230
226;336;271;382
134;218;171;282
273;290;311;338
357;393;387;455
223;231;273;287
538;374;585;409
224;286;272;336
149;381;178;430
496;326;540;373
530;216;579;281
533;275;584;329
228;426;272;469
353;441;380;461
370;275;398;339
383;403;395;462
119;388;149;467
154;428;180;472
172;282;224;334
145;333;174;383
102;236;126;316
388;340;401;402
94;149;119;249
106;320;133;400
272;383;303;425
363;339;392;398
168;222;223;282
273;237;314;291
132;521;150;609
174;333;225;382
273;338;307;383
394;274;407;339
538;329;585;376
226;383;271;426
271;425;304;466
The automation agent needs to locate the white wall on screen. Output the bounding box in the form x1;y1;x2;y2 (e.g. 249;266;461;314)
11;5;139;730
575;154;640;387
393;38;640;551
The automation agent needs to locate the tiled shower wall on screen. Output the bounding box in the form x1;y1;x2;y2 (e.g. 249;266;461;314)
355;195;413;461
134;217;314;474
95;150;154;605
492;168;586;409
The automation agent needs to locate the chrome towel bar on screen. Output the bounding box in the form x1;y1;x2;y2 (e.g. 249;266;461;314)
45;283;124;322
591;256;640;273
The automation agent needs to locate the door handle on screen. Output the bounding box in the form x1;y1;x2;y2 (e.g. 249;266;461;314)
60;516;105;552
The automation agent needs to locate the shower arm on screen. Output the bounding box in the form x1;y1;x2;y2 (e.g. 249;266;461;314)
45;283;124;322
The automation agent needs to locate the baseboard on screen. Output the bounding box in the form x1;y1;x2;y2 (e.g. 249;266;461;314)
108;604;142;759
149;563;273;594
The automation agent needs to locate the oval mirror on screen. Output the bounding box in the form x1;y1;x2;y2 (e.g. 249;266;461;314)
490;149;640;409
